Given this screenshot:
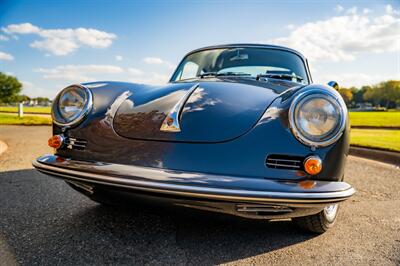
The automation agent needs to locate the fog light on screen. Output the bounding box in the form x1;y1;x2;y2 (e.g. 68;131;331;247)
304;156;322;175
48;135;64;149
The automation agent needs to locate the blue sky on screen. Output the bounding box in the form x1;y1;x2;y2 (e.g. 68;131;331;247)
0;0;399;98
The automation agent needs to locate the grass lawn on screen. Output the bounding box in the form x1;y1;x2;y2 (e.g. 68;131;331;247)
350;129;400;152
0;114;51;125
349;111;400;128
0;106;51;114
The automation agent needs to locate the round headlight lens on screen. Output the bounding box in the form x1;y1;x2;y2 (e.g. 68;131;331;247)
53;85;92;126
59;87;87;121
290;90;346;147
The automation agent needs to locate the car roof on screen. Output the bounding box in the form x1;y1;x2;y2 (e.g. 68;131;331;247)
186;43;307;61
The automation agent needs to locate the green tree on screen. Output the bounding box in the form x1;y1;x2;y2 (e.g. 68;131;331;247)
351;86;369;105
0;72;22;103
363;80;400;108
34;97;50;102
363;86;380;106
379;80;400;108
14;94;30;103
338;88;353;106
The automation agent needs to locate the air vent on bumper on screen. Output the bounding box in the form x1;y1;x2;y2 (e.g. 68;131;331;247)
266;154;304;170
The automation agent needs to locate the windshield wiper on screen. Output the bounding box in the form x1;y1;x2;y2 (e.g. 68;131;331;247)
198;72;251;78
256;73;304;82
198;72;218;78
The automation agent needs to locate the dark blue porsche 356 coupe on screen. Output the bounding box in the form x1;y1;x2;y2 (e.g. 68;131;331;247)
33;44;355;233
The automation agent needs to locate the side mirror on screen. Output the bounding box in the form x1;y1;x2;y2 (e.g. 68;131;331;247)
327;81;339;90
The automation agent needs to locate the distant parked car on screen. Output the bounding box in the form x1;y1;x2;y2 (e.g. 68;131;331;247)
33;44;355;233
354;103;373;111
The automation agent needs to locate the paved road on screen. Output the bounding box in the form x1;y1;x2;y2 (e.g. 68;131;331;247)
0;125;399;265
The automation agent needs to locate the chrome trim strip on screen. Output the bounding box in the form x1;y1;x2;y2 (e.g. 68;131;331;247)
267;158;301;163
160;83;199;132
266;163;300;169
66;144;86;148
33;159;355;205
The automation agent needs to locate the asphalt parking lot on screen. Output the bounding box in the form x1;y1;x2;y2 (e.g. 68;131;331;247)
0;125;399;265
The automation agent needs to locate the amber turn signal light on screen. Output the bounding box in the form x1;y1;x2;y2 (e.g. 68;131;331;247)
304;156;322;175
48;135;64;149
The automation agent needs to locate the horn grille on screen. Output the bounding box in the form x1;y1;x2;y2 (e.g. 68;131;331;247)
266;154;304;170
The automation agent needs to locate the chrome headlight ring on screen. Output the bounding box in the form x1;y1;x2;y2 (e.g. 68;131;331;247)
288;88;347;148
52;84;93;127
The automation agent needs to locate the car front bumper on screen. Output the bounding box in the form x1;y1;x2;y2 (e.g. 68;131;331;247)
33;155;355;219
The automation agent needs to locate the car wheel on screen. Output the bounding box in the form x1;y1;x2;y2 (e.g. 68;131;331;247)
293;204;339;234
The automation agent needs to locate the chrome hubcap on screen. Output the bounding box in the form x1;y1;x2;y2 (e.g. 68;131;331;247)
324;204;338;222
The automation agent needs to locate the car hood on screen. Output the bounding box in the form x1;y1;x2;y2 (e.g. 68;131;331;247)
113;78;301;143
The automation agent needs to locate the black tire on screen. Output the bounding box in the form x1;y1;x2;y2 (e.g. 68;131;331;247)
293;204;339;234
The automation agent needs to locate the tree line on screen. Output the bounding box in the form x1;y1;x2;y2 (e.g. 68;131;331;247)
338;80;400;109
0;72;50;104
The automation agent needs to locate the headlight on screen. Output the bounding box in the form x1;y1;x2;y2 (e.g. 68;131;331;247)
289;89;347;147
52;85;92;126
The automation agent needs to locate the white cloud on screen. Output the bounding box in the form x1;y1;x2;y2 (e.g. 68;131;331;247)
115;55;123;61
2;23;116;56
2;23;40;34
335;5;344;13
30;38;78;56
286;24;295;30
363;8;371;15
127;68;143;76
267;5;400;62
33;63;170;86
315;73;400;88
0;34;9;41
143;57;164;64
20;80;59;98
143;57;175;69
346;6;357;15
127;66;169;85
385;4;393;14
0;51;14;61
128;72;170;85
35;64;124;81
75;28;115;48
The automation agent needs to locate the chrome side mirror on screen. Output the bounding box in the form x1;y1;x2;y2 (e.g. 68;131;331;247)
327;81;339;90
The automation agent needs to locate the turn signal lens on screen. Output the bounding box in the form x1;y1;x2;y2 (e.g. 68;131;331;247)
48;135;64;149
304;156;322;175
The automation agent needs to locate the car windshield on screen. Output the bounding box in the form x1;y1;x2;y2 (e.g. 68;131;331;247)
171;47;310;84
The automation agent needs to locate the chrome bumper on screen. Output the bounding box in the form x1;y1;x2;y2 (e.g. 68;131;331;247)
33;155;355;207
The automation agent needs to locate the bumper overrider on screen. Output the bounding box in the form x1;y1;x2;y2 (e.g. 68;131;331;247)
33;155;355;219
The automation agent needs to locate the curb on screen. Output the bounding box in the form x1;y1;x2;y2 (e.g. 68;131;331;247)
349;146;400;166
0;140;8;156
